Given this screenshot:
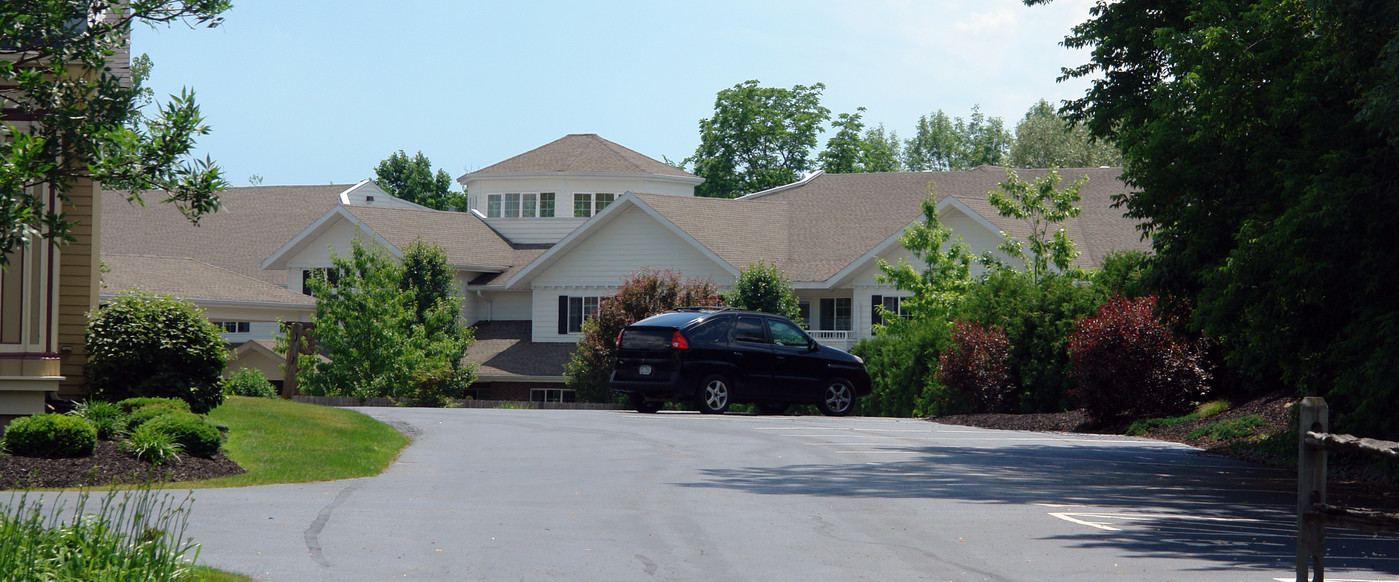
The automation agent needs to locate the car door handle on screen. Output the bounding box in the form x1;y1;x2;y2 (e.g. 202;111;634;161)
733;352;743;357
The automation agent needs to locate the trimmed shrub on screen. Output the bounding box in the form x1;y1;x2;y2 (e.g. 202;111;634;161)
124;405;185;432
851;317;954;417
724;260;802;321
1069;296;1211;422
393;365;470;408
956;270;1105;412
67;400;126;440
115;397;191;414
86;291;227;414
3;414;97;458
938;321;1013;413
140;412;221;458
121;423;184;465
222;368;279;398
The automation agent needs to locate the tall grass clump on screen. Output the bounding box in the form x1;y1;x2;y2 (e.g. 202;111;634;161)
0;488;200;581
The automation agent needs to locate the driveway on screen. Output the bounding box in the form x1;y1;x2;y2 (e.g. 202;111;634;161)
27;408;1399;581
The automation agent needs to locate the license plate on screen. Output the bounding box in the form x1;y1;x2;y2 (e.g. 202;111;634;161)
639;365;652;376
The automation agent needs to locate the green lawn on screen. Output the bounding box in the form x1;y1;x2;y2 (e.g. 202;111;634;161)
190;396;409;487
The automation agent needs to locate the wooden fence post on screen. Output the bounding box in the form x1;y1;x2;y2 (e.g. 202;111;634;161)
1297;396;1328;582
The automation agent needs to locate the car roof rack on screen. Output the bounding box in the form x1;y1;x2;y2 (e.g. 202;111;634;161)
667;306;747;313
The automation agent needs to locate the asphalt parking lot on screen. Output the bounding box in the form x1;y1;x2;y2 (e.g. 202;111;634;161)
25;408;1399;581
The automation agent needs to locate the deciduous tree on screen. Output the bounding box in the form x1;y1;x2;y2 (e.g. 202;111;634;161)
724;260;801;321
297;240;474;403
1009;100;1121;168
1;0;230;262
373;150;465;211
1029;0;1399;437
687;80;830;198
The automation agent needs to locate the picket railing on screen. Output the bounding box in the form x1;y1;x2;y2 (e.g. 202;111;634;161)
1296;397;1399;581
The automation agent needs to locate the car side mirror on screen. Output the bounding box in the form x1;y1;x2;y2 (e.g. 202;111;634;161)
806;340;819;353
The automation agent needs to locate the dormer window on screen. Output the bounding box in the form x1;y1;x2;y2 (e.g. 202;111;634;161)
572;193;615;218
486;192;557;218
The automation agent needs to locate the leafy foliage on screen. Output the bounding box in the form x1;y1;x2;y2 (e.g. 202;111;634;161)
902;106;1011;171
121;423;184;465
818;108;903;173
564;268;722;402
1185;415;1266;442
984;168;1087;282
139;412;221;458
297;239;475;402
1009;99;1122;168
85;291;227;414
955;270;1104;412
0;488;200;581
373;149;466;210
68;400;126;440
1069;296;1210;422
688;80;831;198
221;367;278;398
851;317;953;417
724;260;801;321
3;413;97;458
875;187;975;329
1035;0;1399;438
1091;250;1151;299
0;0;230;262
124;405;184;432
115;397;190;415
938;321;1014;413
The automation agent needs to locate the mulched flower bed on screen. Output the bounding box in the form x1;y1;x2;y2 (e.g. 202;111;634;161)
0;440;244;490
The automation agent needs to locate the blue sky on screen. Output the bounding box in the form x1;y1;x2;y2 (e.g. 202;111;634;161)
132;0;1099;187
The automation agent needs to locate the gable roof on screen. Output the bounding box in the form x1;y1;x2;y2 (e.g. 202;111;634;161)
504;167;1147;291
463;134;700;181
102;255;315;307
263;204;548;277
102;185;350;286
743;166;1147;280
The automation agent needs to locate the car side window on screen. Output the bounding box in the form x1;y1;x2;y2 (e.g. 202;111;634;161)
688;315;733;344
733;316;768;344
768;319;810;348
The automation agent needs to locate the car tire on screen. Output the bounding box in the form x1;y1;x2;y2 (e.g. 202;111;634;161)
628;393;661;413
696;375;731;414
756;402;789;415
817;378;855;416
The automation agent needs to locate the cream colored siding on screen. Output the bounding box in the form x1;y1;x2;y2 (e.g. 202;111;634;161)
534;208;731;287
485;291;532;321
58;178;100;396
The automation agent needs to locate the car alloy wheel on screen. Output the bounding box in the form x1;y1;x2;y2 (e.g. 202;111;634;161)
697;375;731;414
818;378;854;416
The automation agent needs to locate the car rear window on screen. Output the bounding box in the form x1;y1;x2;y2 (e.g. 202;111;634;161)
620;329;673;350
687;316;732;343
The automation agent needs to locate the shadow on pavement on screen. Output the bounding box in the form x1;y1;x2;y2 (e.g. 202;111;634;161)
677;439;1399;575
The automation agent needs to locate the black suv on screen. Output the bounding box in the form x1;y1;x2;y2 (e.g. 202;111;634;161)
610;308;872;415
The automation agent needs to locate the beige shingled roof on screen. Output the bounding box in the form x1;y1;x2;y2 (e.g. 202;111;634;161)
741;166;1148;282
102;185;348;286
632;193;790;272
341;205;548;272
102;255;315;306
467;134;698;179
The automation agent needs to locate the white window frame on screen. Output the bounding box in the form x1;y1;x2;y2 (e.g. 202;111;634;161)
594;193;615;214
539;192;555;217
567;296;602;333
504;193;521;218
573;193;593;218
486;193;503;218
530;388;575;403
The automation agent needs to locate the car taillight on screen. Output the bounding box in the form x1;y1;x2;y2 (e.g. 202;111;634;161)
671;331;689;350
615;329;625;348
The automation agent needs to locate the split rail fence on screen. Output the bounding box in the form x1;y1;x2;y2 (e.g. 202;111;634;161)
1296;397;1399;581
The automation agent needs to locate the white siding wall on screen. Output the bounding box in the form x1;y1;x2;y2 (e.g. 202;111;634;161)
529;207;733;342
284;220;382;293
